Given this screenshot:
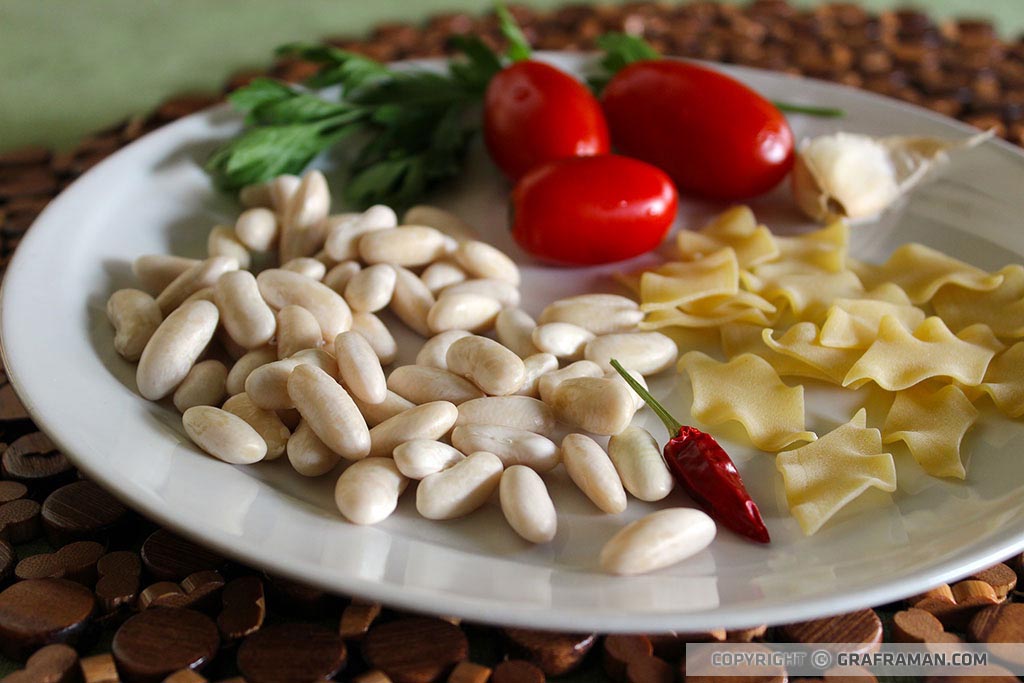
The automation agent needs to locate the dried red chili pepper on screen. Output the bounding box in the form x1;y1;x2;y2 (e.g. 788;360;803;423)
610;360;770;544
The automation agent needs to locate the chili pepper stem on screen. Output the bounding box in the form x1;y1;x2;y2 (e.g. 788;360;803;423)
609;359;682;435
772;101;845;118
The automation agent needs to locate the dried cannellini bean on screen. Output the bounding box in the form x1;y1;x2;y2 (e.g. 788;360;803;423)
608;427;674;502
427;293;502;334
313;248;337;269
324;205;398;261
239;181;273;209
389;265;435;337
353;390;415;428
350;312;397;366
276;408;301;430
387;365;485;406
156;256;239;315
257;269;352;341
440;279;520;308
606;366;648;413
182;286;216;306
287;420;342;477
335;457;408;525
173;360;228;413
403;205;478;241
245;348;336;410
207;225;251;270
515;353;558;398
268;174;301;212
334;331;387;405
282;257;327;281
600;508;716;575
416;451;503;520
133;255;200;295
226;347;277;396
276;305;322;359
561;434;627;514
323;261;361;294
584;332;678;375
280;170;329;262
456;396;557;438
215;326;248;360
235;207;278;251
393;440;465;479
212;271;275;350
416;330;472;370
344;264;396;313
537;360;604;404
107;288;162;362
549;376;635;436
451;424;559;472
222;392;290;460
500;466;557;543
137;300;219;400
420;261;467;293
359;226;448;267
368;401;458;458
532;322;595;360
182;406;267;465
454;240;520;285
495;308;539;358
287;364;369;460
539;296;644;335
446;336;525;396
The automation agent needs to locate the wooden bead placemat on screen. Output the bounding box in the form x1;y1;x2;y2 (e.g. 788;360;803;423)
3;1;1024;680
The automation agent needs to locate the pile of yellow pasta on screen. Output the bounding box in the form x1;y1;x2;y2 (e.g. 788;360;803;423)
619;207;1024;536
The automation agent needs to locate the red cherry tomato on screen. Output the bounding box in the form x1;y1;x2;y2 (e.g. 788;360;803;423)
484;61;610;181
601;60;794;200
511;154;678;266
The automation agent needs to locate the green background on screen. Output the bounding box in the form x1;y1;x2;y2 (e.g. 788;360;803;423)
3;0;1024;152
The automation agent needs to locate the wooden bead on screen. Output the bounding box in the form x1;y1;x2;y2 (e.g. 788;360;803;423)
0;480;28;503
81;653;121;683
503;628;595;676
726;625;768;642
15;540;105;583
491;660;545;683
112;608;219;683
41;481;127;546
237;623;347;683
908;584;955;607
824;665;877;682
364;617;469;683
0;498;40;543
603;635;653;682
448;661;492;683
918;580;1002;631
968;603;1024;667
139;570;224;612
625;655;673;683
163;671;208;683
264;573;331;617
0;578;96;660
892;608;945;643
777;609;882;654
339;601;382;641
1;433;73;491
217;575;265;642
647;630;724;660
96;551;142;614
0;643;79;683
354;672;395;683
684;643;785;683
970;563;1017;599
141;530;224;582
0;538;14;583
924;665;1019;683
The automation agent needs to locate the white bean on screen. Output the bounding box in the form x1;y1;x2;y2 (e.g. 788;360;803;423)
561;434;627;514
226;347;277;396
350;312;398;366
335;457;408;525
280;170;329;262
182;406;267;465
324;205;398;261
608;426;674;502
415;330;472;370
427;293;502;334
215;326;247;360
440;279;520;308
451;424;559;472
276;407;301;430
537;360;603;404
207;225;251;270
344;264;396;313
132;255;200;295
182;286;216;306
606;366;648;413
353;390;415;428
222;392;290;460
323;261;361;294
539;296;644;335
368;401;458;458
156;256;239;315
239;181;273;209
334;331;387;404
494;308;538;358
107;288;162;362
531;322;595;360
235;207;278;251
416;451;503;520
500;466;557;544
600;508;716;575
287;364;370;460
387;365;485;405
446;335;525;396
515;353;558;398
403;205;478;241
456;396;557;438
137;300;219;400
393;440;465;480
420;261;467;294
287;419;342;477
281;257;327;281
389;265;435;337
172;360;228;413
214;270;276;350
276;305;322;359
549;376;635;436
257;269;352;341
584;332;679;375
268;174;301;212
245;348;336;410
359;226;448;267
453;241;520;285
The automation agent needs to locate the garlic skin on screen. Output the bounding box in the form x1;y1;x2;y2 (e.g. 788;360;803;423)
792;131;994;223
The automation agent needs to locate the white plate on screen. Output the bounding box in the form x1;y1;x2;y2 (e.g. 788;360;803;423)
5;53;1024;633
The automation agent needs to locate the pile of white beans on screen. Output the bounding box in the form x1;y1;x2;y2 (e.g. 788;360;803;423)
106;170;716;576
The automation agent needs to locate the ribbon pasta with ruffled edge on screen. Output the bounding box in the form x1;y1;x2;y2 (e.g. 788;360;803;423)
882;384;978;479
933;264;1024;339
850;243;1003;305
